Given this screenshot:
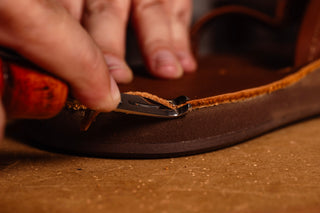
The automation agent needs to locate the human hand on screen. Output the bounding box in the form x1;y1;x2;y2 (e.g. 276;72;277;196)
0;0;196;141
0;0;121;112
62;0;196;80
0;0;122;143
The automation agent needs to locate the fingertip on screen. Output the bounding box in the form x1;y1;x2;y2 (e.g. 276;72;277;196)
151;50;183;79
95;75;121;112
104;55;133;84
72;74;121;113
176;52;197;73
108;75;121;107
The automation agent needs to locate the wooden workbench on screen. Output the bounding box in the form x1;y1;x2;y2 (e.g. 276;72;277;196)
1;117;320;213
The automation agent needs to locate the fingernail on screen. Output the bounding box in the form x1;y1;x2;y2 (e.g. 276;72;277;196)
176;52;197;72
95;76;120;112
104;55;133;83
152;50;183;79
109;75;121;105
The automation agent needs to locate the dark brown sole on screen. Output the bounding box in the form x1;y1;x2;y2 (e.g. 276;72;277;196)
9;55;320;158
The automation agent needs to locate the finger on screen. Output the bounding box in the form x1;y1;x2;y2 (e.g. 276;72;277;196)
83;0;133;83
0;0;120;111
169;0;197;72
132;0;183;79
56;0;84;20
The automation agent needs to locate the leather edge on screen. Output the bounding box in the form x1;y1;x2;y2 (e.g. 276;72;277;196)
126;59;320;110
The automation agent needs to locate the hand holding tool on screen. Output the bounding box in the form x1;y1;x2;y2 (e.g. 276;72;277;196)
0;47;190;120
0;47;68;119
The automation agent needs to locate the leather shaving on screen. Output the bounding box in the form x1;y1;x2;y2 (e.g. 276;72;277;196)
125;91;176;109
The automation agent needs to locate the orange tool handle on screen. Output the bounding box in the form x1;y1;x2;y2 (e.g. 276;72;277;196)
0;57;68;119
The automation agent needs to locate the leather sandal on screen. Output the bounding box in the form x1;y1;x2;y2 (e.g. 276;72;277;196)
12;0;320;158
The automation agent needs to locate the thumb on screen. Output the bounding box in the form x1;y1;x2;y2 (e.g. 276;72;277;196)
0;0;120;112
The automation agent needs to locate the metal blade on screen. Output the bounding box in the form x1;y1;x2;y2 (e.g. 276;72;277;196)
114;93;191;118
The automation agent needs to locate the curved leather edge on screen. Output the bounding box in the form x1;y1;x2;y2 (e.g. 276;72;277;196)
126;59;320;110
9;61;320;158
72;59;320;130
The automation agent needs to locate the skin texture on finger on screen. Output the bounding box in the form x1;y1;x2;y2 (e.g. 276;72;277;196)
169;0;197;72
0;0;120;111
56;0;84;21
83;0;133;83
132;0;183;79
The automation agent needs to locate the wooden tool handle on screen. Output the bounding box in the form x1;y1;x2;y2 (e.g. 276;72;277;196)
0;57;68;119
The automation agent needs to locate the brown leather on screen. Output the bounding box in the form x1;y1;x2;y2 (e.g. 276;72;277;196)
119;55;294;100
295;0;320;66
10;57;320;158
9;0;320;158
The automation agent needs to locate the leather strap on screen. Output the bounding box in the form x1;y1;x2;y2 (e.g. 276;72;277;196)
191;0;289;57
295;0;320;67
